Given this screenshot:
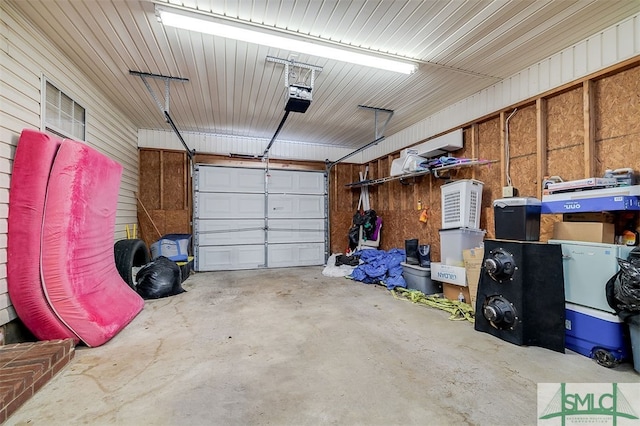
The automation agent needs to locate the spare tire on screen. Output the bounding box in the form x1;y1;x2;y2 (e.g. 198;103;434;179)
114;239;150;289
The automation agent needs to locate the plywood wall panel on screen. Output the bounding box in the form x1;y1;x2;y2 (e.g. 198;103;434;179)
548;145;584;181
367;161;379;209
476;118;502;216
510;154;538;197
595;65;640;142
138;210;165;248
507;104;537;157
388;156;403;211
378;158;389;211
333;164;353;212
400;178;417;211
547;87;583;150
458;128;474;161
377;210;403;252
137;210;160;249
139;150;161;210
164;210;191;234
162;151;186;210
330;211;353;253
596;136;640;176
482;207;495;239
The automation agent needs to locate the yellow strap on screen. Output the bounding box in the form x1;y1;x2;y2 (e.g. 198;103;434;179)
392;287;475;323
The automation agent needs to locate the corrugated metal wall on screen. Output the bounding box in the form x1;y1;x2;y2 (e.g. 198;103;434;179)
0;3;139;326
361;13;640;163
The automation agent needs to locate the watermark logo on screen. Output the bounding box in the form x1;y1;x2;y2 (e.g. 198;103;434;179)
538;383;640;425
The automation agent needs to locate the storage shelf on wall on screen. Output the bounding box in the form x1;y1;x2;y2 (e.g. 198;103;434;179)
541;185;640;213
345;159;496;188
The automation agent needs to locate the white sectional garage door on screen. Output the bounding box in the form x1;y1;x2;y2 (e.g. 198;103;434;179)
194;165;326;271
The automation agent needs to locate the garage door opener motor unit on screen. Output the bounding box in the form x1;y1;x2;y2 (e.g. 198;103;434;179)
267;56;323;114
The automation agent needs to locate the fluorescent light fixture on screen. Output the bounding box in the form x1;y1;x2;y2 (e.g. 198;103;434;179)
157;7;418;74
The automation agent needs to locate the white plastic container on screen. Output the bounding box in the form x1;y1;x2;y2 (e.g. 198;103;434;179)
441;179;483;229
439;228;486;266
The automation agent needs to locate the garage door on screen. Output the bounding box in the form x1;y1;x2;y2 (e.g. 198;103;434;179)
193;165;326;271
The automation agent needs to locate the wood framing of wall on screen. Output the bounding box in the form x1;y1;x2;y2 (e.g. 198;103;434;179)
330;57;640;260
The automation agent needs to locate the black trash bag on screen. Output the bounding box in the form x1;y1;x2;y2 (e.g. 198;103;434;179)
606;258;640;321
615;258;640;311
628;246;640;268
135;256;186;299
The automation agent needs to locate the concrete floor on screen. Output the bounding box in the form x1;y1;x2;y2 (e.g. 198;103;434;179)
6;266;639;425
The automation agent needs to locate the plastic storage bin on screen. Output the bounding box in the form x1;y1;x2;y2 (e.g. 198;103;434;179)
439;228;486;266
493;197;541;241
441;179;483;229
565;303;631;367
151;234;192;262
401;262;441;294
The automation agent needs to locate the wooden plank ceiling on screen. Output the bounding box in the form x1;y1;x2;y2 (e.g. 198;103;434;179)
10;0;640;151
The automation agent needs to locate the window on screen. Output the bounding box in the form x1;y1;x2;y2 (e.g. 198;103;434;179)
43;78;86;140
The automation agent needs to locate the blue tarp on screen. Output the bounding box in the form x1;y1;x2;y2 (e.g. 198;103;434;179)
349;248;407;290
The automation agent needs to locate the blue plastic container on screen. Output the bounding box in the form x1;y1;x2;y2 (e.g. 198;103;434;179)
565;303;631;367
150;234;192;262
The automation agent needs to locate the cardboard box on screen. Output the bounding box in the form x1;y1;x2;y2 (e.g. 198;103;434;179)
443;283;471;304
552;221;615;244
563;212;615;223
463;247;484;308
431;262;466;286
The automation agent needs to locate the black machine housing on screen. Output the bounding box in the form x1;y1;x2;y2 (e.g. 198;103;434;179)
474;239;566;353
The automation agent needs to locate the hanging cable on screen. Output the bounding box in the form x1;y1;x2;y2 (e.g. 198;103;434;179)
505;108;518;187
